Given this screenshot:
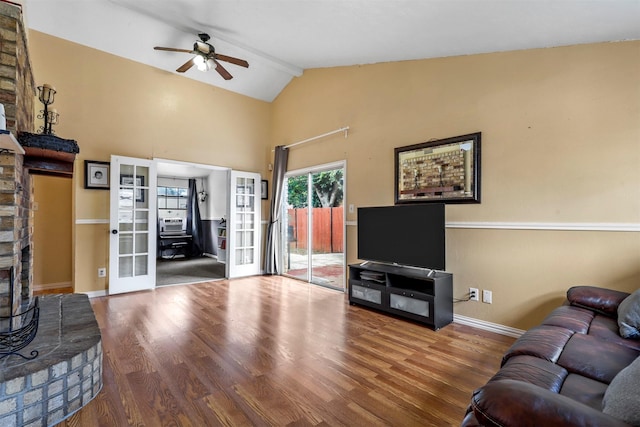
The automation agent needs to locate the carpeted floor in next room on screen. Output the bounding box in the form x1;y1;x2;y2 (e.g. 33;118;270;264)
156;256;226;286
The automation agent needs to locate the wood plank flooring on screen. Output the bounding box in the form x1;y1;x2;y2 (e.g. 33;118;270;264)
54;275;515;426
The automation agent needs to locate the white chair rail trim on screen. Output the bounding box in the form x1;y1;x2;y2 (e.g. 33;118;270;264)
445;222;640;232
76;219;109;224
346;221;639;232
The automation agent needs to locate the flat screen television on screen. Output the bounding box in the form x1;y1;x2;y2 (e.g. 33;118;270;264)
357;204;445;270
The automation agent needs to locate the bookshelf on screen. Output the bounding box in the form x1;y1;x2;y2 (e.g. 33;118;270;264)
217;220;227;263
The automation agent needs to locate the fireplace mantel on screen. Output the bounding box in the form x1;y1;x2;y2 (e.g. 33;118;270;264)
17;132;79;177
0;131;25;154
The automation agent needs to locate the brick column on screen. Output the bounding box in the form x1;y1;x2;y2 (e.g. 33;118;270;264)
0;2;36;318
0;152;29;316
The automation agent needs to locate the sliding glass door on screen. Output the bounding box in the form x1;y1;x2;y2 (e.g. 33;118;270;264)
282;162;345;290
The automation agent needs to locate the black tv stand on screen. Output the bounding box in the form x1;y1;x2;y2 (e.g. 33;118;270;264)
348;262;453;330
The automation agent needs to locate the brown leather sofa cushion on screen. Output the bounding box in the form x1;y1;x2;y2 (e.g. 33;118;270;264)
589;315;640;351
490;355;567;392
470;380;630;427
557;334;639;384
567;286;630;317
542;305;594;333
502;325;573;365
560;374;608;411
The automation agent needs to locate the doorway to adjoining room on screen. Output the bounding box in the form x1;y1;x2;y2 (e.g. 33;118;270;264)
155;162;228;286
282;162;346;290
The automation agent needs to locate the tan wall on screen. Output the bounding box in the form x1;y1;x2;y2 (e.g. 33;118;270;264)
26;29;639;329
272;41;640;329
28;31;271;293
32;175;72;286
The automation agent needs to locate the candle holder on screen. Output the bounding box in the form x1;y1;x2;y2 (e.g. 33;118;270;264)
36;84;59;134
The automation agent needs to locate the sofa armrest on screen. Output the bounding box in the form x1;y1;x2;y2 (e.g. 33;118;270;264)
566;286;630;318
470;380;630;427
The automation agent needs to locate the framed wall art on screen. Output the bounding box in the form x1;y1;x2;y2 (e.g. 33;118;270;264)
261;180;268;200
84;160;110;190
394;132;481;204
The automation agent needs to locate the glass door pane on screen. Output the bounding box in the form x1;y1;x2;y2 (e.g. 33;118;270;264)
118;164;150;278
234;177;256;265
283;174;309;281
309;169;344;290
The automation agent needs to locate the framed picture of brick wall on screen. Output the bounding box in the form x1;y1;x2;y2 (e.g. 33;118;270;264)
394;132;481;204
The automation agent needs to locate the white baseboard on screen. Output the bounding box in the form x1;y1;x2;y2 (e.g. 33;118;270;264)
83;290;108;298
454;314;525;338
33;282;72;291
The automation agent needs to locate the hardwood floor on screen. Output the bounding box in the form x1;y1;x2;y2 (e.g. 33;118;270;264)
54;275;515;426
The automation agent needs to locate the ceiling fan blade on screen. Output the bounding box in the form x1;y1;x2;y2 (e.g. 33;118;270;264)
214;54;249;68
154;46;193;54
213;59;233;80
176;58;195;73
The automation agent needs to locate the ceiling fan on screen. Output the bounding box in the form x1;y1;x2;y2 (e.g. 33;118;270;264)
154;33;249;80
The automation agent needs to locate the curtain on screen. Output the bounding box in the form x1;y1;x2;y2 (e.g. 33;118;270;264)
263;145;289;274
186;179;204;257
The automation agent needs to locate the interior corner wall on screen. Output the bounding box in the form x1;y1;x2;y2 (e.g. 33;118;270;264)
271;41;640;330
207;170;229;221
28;30;271;294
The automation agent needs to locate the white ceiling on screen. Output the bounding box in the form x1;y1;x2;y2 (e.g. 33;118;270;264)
24;0;640;102
156;160;227;179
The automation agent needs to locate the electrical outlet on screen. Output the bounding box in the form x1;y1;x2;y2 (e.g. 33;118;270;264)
483;290;493;304
98;268;106;278
469;287;479;301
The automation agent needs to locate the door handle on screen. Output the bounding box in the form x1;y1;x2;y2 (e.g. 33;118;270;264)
111;229;118;234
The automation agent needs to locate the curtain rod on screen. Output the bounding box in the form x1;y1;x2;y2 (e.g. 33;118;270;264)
277;126;350;151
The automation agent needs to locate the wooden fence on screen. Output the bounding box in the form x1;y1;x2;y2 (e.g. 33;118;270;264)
287;207;343;253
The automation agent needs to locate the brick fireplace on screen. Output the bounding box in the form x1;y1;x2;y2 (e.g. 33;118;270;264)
0;4;102;426
0;0;36;319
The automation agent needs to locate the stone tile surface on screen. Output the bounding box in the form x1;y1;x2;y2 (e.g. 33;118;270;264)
0;294;100;382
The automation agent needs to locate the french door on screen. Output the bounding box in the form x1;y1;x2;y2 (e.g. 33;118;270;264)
282;162;345;290
227;170;262;278
108;156;157;294
108;158;260;293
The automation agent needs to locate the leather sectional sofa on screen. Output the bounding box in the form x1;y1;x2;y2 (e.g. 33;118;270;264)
462;286;640;427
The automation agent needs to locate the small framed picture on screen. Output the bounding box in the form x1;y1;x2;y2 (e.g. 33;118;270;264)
84;160;110;190
261;180;268;200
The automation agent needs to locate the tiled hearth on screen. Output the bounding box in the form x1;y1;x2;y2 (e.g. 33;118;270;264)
0;295;102;426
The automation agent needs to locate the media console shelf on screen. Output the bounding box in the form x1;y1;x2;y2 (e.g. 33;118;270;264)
348;262;453;330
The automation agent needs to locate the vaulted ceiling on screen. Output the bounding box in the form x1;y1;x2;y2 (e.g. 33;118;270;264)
24;0;640;102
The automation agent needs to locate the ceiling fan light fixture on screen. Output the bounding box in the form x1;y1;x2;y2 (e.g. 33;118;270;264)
193;54;208;71
154;33;248;78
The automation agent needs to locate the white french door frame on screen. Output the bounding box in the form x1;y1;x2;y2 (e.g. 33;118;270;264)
227;170;262;278
108;155;262;293
108;155;157;295
282;160;347;289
